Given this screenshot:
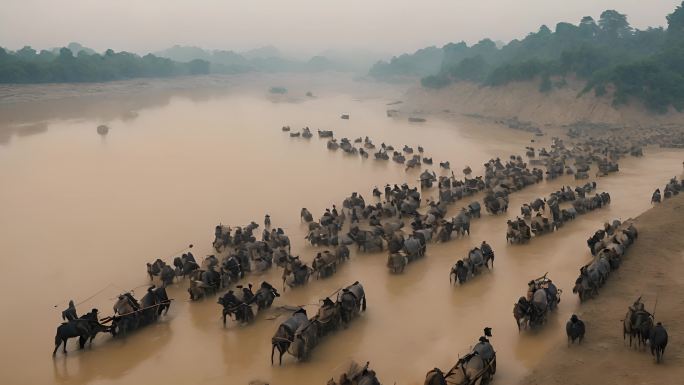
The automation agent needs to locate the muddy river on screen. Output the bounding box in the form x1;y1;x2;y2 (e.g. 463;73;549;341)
0;75;681;385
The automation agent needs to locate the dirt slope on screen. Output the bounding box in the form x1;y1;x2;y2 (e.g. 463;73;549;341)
520;193;684;385
403;78;684;127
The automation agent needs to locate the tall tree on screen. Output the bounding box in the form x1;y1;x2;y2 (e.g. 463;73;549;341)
537;25;552;36
16;46;37;60
598;10;632;39
579;16;599;39
667;1;684;40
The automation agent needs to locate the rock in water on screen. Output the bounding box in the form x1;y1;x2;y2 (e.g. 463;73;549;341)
97;125;109;135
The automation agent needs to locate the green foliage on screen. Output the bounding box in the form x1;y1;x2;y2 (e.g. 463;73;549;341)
594;84;607;96
668;2;684;31
369;46;443;80
598;10;632;39
579;16;599;39
554;77;568;88
604;52;684;112
0;43;354;83
486;59;549;86
539;74;552;92
668;1;684;43
420;74;451;89
446;55;489;82
384;2;684;112
155;45;347;73
0;45;210;83
188;59;211;75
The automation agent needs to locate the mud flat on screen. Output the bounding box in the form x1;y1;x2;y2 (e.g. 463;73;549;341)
520;193;684;385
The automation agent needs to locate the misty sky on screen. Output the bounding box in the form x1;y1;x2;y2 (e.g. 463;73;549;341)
1;0;681;56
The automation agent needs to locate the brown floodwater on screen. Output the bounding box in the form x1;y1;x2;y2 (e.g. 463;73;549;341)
0;75;682;385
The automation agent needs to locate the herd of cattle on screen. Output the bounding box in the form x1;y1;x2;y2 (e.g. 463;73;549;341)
53;121;677;385
575;220;639;301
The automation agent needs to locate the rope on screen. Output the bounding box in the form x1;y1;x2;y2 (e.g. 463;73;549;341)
54;282;116;308
75;283;115;307
55;243;192;310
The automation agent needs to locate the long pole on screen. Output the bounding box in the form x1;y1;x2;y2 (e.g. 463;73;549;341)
160;244;194;260
53;283;114;308
53;243;193;309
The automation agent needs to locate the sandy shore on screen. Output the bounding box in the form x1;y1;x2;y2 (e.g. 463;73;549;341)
520;193;684;385
401;78;684;128
0;72;402;127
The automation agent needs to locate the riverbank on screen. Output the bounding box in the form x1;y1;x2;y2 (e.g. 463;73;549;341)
2;74;683;385
520;193;684;385
401;78;684;128
0;72;403;143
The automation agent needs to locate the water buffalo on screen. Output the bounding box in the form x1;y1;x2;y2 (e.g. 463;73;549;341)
566;314;585;346
424;349;494;385
387;252;409;273
271;309;308;365
289;319;320;361
337;282;367;324
53;310;107;356
300;208;314;222
650;322;668;363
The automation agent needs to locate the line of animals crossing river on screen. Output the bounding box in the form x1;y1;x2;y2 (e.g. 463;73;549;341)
52;123;677;384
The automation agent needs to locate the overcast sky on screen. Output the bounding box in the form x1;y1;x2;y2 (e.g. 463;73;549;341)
1;0;681;56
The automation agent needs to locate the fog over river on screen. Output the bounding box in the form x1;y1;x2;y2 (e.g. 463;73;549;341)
0;75;681;385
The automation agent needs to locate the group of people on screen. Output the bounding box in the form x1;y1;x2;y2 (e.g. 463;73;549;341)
54;302;108;356
213;221;260;252
61;291;145;325
218;281;280;325
55;289;159;355
624;297;669;362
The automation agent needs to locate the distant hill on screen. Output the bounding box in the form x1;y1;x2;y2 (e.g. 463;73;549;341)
368;46;443;81
316;48;391;72
241;45;281;60
153;45;214;62
154;45;343;73
65;42;96;56
0;41;384;84
154;45;387;74
371;2;684;112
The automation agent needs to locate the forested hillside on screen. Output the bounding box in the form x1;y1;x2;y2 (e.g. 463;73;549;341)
371;3;684;112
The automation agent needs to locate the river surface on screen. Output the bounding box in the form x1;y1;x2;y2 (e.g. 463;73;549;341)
0;75;682;385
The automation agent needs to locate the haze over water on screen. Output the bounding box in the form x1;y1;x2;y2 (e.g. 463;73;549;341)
0;75;682;385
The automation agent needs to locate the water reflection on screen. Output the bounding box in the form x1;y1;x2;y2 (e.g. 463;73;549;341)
52;322;172;385
0;121;49;144
0;77;682;385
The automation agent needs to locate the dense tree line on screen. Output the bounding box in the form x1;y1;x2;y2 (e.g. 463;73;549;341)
0;43;361;84
373;3;684;112
368;46;443;80
0;46;210;83
156;45;354;74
